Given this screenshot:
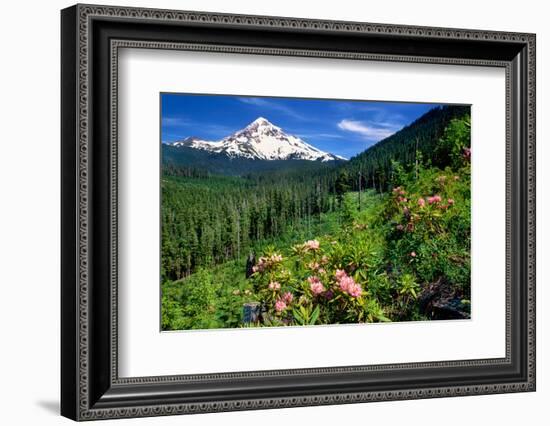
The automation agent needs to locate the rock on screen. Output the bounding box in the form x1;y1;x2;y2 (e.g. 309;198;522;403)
419;277;470;320
242;302;261;324
245;252;256;278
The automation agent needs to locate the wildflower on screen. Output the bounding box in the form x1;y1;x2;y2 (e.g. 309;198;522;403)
428;195;442;204
320;255;329;265
418;198;426;208
282;292;293;304
436;175;447;183
396;224;404;231
254;257;268;273
338;275;354;292
403;207;410;215
268;281;281;291
325;290;334;300
308;261;320;271
463;147;471;161
347;282;363;298
454;175;460;181
318;268;326;275
304;240;320;251
308;277;325;295
275;299;287;312
447;198;455;205
338;275;362;297
270;253;283;263
410;251;417;258
335;269;347;281
232;289;241;296
406;222;415;232
392;186;401;194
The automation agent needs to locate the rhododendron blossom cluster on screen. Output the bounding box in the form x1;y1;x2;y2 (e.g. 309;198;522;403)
252;253;283;273
427;195;442;204
304;239;320;251
307;276;326;295
274;299;287;312
335;270;362;298
268;281;281;291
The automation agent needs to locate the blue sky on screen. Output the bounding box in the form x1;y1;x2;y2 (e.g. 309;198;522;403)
161;94;445;159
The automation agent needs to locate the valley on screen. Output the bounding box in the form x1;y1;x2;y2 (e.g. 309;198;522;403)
161;104;472;329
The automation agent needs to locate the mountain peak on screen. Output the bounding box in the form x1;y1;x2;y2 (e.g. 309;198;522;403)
171;118;344;162
250;116;270;125
243;117;280;132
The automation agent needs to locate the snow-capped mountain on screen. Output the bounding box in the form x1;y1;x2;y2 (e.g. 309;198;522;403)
169;117;345;162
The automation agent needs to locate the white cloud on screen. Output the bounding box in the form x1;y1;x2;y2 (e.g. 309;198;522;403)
337;119;402;141
295;132;344;140
237;97;309;121
162;116;191;127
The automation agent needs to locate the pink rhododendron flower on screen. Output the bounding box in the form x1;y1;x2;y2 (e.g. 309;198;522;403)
338;275;353;292
308;261;320;271
428;195;442;204
335;269;347;280
282;292;293;304
309;278;326;295
334;269;363;298
274;299;287;312
418;198;426;207
410;251;417;257
304;240;320;250
447;198;455;205
393;186;406;195
347;282;363;298
268;281;281;291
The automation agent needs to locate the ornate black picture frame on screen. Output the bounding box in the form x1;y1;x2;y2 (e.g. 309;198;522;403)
61;4;536;421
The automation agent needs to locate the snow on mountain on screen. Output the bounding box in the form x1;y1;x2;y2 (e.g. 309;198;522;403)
168;117;345;162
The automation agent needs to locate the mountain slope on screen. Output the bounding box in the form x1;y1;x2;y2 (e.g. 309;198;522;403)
335;105;470;191
162;145;343;177
167;117;344;162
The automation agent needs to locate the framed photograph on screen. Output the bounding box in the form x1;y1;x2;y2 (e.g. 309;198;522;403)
61;4;536;421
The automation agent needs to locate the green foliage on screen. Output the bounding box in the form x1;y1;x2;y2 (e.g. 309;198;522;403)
161;110;472;330
434;115;471;169
338;105;469;192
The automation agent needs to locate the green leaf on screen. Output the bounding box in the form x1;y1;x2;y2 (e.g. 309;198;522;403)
309;305;320;325
292;309;304;325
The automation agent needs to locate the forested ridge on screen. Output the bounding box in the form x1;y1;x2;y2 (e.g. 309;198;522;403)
161;105;472;329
